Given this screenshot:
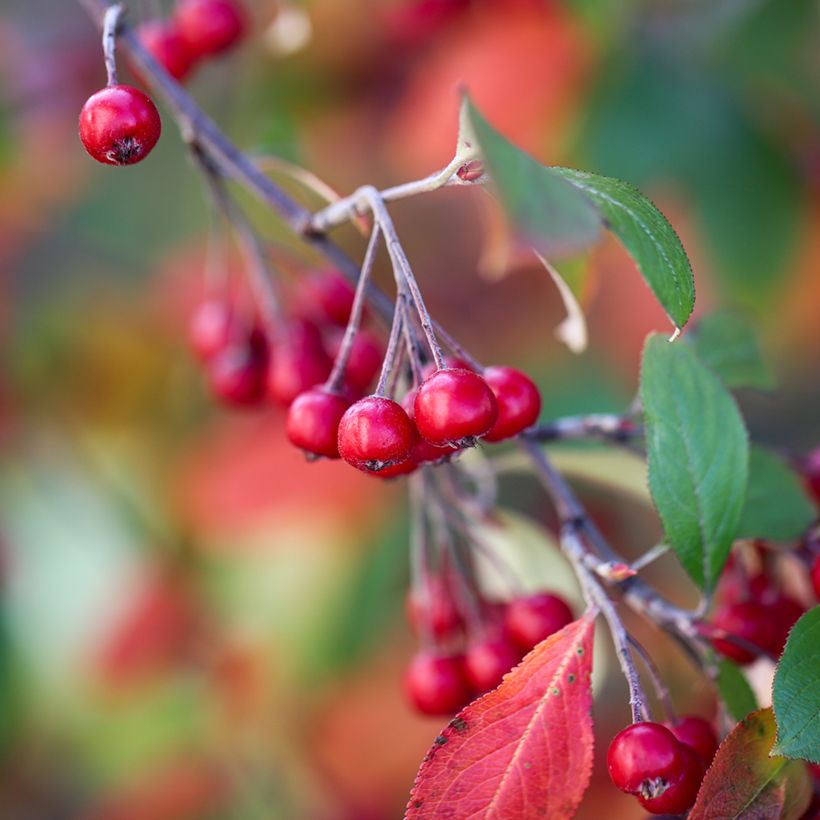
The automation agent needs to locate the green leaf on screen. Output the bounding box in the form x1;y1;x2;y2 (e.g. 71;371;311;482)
717;658;759;723
465;98;602;258
553;167;695;330
640;334;749;590
737;447;816;541
773;606;820;763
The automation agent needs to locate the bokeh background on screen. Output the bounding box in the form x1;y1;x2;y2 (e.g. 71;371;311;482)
2;0;819;818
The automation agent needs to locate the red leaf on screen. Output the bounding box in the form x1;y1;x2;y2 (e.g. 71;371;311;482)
689;708;812;820
405;610;596;820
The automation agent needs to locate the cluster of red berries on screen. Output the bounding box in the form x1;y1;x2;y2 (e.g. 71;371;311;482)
403;583;573;715
607;717;718;815
79;0;246;166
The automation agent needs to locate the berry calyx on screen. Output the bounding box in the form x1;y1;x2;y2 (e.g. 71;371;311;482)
463;636;521;694
666;716;718;765
188;298;234;361
79;85;162;166
504;592;573;653
135;20;196;81
637;742;704;815
482;366;542;442
286;388;351;459
174;0;247;58
607;722;686;796
406;576;463;640
710;601;774;665
207;327;268;406
413;368;498;447
337;396;417;472
404;652;470;716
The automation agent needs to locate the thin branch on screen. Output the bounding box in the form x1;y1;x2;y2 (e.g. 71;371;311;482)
102;3;123;86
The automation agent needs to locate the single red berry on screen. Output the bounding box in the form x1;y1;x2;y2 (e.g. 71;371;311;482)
801;447;820;506
607;722;686;796
666;716;718;766
207;327;268;407
811;554;820;600
296;270;357;328
406;577;462;640
403;388;457;464
337;396;417;472
504;592;573;653
637;742;704;815
765;595;804;658
267;334;332;407
135;20;196;81
330;329;383;392
463;636;521;694
286;387;351;459
188;298;234;361
79;85;161;166
414;368;498;447
710;601;774;665
404;652;470;716
174;0;247;57
482;366;541;442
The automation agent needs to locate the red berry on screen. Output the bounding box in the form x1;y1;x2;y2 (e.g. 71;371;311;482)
637;742;704;815
79;85;161;166
406;577;462;640
286;388;351;459
296;271;357;328
464;636;521;694
267;331;332;407
188;298;234;361
174;0;247;57
811;554;820;600
337;396;417;472
802;447;820;506
482;366;541;442
504;592;573;653
207;327;268;407
710;601;774;665
404;652;470;716
403;388;457;463
607;722;686;796
135;20;196;81
765;595;804;658
330;329;383;392
414;368;498;447
666;716;718;766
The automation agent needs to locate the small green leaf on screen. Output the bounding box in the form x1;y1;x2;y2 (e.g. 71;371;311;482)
553;167;695;330
640;334;749;590
773;606;820;763
689;310;774;390
465;99;602;258
717;658;759;723
737;447;816;541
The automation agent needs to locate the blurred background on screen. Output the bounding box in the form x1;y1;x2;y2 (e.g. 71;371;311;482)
1;0;819;817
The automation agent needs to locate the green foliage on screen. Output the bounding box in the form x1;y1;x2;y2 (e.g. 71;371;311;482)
553;168;695;330
773;606;820;763
689;310;774;390
640;334;748;590
737;447;816;541
716;658;759;723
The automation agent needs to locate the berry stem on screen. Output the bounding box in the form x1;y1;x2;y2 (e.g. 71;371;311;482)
374;294;407;398
102;3;123;86
627;635;677;724
409;473;436;650
326;223;383;393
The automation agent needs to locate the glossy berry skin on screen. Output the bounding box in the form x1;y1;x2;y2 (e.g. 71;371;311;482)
710;601;774;665
337;396;416;472
812;555;820;600
403;388;456;463
136;20;196;81
187;298;237;362
666;716;718;765
607;722;686;796
79;85;161;165
637;742;704;815
504;593;573;653
330;329;383;392
286;388;351;459
404;652;470;716
207;328;268;407
464;636;521;694
414;368;498;447
268;337;332;407
175;0;247;57
482;366;541;442
406;577;462;640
